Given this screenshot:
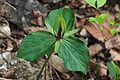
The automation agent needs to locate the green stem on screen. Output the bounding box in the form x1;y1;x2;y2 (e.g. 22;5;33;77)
36;53;52;80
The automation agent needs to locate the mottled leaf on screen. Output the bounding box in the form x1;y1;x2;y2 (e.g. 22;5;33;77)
17;30;56;61
58;36;90;74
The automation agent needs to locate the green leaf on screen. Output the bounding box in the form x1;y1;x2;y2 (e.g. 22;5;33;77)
59;15;67;34
45;20;55;35
45;9;60;35
88;17;96;23
96;13;110;24
110;29;120;35
89;13;110;24
55;40;60;53
17;30;56;61
57;36;90;74
85;0;107;9
110;19;115;26
97;0;107;8
45;7;74;35
107;61;119;80
99;13;110;19
85;0;96;8
62;7;74;32
63;28;80;38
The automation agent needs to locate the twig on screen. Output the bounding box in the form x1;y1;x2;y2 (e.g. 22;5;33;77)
37;53;52;80
4;0;16;10
52;66;60;79
49;65;53;80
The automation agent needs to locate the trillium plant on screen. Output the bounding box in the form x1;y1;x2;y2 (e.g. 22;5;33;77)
17;7;90;79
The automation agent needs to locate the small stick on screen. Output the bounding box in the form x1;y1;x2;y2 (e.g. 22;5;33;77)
37;53;52;80
4;0;16;10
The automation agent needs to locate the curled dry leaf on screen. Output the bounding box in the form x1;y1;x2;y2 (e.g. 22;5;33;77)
0;17;11;37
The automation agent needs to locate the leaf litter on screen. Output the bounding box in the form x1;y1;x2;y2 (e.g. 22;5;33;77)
0;0;120;80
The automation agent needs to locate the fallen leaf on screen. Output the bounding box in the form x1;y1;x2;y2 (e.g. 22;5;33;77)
105;35;120;50
0;17;11;37
49;54;68;73
90;60;107;76
89;43;103;56
31;10;43;26
110;49;120;61
84;23;112;42
49;54;70;79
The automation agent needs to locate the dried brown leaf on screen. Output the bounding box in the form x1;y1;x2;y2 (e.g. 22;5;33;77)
49;54;68;73
84;23;112;42
31;10;43;26
89;43;103;56
105;35;120;50
90;60;107;76
110;49;120;61
0;17;11;37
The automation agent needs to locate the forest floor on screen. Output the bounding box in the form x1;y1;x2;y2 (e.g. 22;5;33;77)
0;0;120;80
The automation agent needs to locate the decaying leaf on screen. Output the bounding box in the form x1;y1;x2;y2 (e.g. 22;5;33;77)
0;17;11;37
31;10;43;26
89;43;103;56
90;60;107;76
105;35;120;50
84;23;112;42
49;54;70;79
110;49;120;61
49;54;68;73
